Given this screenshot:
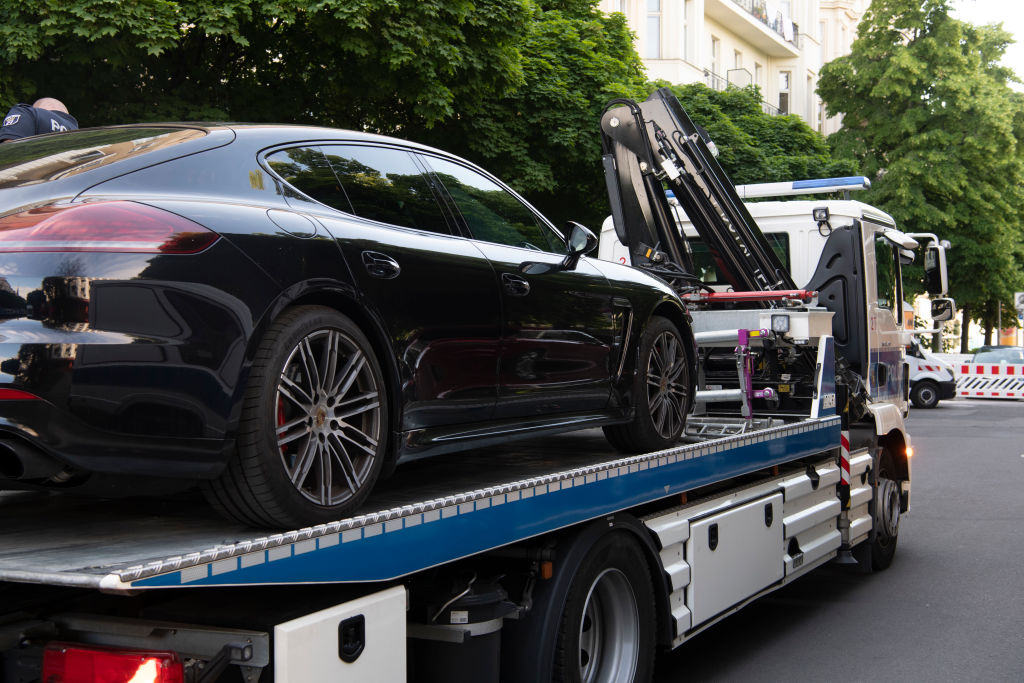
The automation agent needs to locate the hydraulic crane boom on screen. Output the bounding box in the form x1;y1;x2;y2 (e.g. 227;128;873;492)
601;88;796;300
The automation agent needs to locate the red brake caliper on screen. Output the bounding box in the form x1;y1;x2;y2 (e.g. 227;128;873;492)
277;396;287;456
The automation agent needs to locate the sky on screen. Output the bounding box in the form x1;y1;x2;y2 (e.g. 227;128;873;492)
951;0;1024;88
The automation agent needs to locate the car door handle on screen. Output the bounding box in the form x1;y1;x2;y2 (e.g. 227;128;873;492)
361;251;401;279
502;273;530;297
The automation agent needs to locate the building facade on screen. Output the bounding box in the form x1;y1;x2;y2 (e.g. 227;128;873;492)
600;0;867;133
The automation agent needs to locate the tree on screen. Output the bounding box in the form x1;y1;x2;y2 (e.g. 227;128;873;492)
656;83;857;186
818;0;1024;351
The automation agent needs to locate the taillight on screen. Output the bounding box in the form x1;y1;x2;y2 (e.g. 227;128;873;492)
42;643;184;683
0;388;40;400
0;201;219;254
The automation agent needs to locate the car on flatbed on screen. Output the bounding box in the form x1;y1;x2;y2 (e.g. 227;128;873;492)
0;124;695;528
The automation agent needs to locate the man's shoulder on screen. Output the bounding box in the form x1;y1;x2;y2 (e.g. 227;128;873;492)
2;103;34;126
0;104;38;140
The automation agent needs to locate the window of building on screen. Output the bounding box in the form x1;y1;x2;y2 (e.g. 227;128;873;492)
646;0;662;59
778;71;791;114
755;63;763;88
711;36;721;76
734;50;742;70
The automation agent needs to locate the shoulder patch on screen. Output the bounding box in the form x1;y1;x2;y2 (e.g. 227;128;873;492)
3;114;21;127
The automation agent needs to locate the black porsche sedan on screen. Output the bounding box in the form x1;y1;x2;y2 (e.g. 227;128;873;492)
0;124;694;527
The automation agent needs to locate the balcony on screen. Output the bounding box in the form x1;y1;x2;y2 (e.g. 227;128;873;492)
705;0;800;57
703;69;783;116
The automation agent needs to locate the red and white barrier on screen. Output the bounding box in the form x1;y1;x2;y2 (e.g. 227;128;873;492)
956;363;1024;399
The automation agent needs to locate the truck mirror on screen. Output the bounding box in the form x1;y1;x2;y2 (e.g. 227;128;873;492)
923;244;948;296
898;248;914;266
931;297;955;322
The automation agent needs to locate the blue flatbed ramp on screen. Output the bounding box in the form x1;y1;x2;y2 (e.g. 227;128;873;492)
0;416;839;592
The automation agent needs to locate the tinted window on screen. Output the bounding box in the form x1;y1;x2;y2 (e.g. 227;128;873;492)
688;233;790;285
266;147;351;211
321;146;448;234
0;128;206;189
425;156;563;253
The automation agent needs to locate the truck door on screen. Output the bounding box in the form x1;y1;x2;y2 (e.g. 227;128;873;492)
865;225;907;408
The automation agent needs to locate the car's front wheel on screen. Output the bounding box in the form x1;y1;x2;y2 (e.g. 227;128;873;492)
604;315;691;453
205;306;388;528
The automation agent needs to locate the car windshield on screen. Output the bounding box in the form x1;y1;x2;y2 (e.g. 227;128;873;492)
973;346;1024;363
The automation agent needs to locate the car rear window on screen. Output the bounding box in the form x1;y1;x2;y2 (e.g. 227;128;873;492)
0;128;207;189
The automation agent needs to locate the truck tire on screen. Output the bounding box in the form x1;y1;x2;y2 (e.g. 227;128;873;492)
910;380;939;409
869;447;901;570
604;316;691;453
553;531;656;683
204;306;387;527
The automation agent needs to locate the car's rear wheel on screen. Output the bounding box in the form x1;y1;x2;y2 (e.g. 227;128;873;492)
604;316;691;453
204;306;387;527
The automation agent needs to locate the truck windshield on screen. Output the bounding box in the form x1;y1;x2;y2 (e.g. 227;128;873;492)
688;233;790;285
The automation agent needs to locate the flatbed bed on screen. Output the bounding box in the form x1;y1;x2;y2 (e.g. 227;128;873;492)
0;416;838;592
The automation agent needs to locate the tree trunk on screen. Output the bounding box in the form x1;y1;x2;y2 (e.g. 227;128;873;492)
960;303;971;353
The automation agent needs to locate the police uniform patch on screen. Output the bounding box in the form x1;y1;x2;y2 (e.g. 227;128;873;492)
3;114;21;127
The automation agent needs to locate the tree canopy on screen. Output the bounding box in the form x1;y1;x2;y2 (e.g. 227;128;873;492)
818;0;1024;348
1;1;851;237
657;83;857;186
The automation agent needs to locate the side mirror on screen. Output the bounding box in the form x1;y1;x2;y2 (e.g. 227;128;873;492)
566;222;597;256
924;244;948;296
519;222;597;276
931;297;955;322
898;247;914;266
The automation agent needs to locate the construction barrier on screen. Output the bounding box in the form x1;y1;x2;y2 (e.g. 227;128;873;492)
956;363;1024;400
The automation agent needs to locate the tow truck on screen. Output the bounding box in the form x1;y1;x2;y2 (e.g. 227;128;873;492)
0;89;948;682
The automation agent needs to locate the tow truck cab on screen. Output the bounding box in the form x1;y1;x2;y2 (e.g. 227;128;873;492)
600;198;918;411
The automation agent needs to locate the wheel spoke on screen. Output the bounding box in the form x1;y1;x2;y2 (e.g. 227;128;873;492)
333;390;380;420
299;337;322;395
334;422;378;456
329;348;367;398
276;415;309;446
288;438;318;487
326;434;360;493
279;374;314;408
317;442;333;505
321;330;340;398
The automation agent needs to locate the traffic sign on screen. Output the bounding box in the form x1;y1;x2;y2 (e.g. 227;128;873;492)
1016;291;1024;312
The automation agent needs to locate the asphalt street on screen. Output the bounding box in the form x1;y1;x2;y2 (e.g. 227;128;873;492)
654;398;1024;682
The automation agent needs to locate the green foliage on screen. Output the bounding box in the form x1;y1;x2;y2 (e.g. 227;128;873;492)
1;0;849;238
818;0;1024;337
653;82;856;187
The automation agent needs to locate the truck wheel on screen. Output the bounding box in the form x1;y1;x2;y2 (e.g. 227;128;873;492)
204;306;387;527
910;380;939;409
554;531;656;683
604;316;691;453
869;447;900;570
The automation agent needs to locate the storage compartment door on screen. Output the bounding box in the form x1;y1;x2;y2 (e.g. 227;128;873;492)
275;585;406;682
688;493;784;627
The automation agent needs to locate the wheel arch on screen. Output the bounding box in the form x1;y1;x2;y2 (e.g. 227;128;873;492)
246;286;403;465
500;514;674;679
652;299;698;399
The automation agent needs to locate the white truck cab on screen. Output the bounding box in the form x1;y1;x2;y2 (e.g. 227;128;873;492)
600;192;920;412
